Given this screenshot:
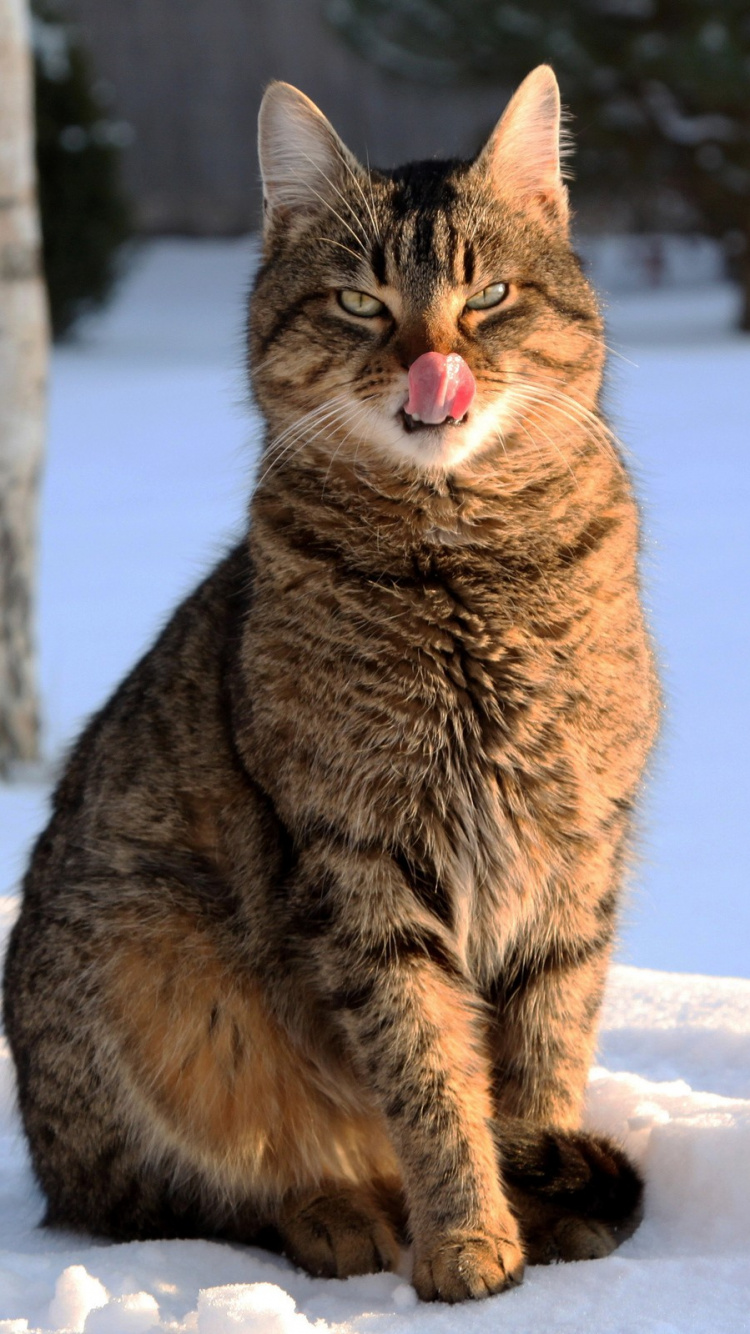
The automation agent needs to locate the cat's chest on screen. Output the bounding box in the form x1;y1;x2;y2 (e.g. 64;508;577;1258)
245;546;599;977
350;554;566;768
251;545;576;839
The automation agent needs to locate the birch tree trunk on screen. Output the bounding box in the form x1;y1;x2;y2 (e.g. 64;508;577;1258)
0;0;47;773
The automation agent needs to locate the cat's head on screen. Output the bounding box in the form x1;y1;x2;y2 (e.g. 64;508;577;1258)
249;66;603;480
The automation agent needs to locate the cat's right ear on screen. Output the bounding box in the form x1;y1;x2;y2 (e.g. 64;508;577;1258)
474;66;570;232
258;82;359;230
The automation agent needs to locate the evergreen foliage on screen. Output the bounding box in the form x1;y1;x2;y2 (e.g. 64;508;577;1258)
329;0;750;323
32;0;131;338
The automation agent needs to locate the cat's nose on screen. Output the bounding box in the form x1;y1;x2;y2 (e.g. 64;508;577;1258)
405;352;476;425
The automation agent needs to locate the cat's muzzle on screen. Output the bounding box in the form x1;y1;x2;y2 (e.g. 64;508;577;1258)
404;352;476;428
400;407;469;433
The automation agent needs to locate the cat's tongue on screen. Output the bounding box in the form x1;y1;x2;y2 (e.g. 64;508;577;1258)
405;352;476;425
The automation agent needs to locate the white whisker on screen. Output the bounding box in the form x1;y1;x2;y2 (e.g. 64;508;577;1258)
311;236;364;264
256;397;354;489
340;149;381;247
295;151;372;254
501;373;618;461
576;326;639;368
320;401;375;497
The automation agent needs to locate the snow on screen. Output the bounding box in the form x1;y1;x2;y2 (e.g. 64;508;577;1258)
0;983;747;1332
0;240;748;1329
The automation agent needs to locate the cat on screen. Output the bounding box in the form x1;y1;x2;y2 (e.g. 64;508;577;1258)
3;66;659;1303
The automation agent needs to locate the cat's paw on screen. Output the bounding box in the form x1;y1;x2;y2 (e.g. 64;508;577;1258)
279;1185;400;1279
412;1227;525;1303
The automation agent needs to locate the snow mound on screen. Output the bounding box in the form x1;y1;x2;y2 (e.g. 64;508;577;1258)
48;1266;108;1330
197;1284;317;1334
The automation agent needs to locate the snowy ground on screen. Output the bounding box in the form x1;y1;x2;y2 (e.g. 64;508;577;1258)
0;241;748;1329
0;963;747;1332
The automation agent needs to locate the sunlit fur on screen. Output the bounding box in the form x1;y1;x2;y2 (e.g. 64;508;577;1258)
4;69;659;1304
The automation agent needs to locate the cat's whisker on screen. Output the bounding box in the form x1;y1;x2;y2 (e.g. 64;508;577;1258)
264;388;356;446
257;432;325;490
363;149;383;246
500;376;619;463
339;149;382;247
268;397;370;483
318;398;376;481
321;152;378;249
294;152;372;254
260;399;352;472
286;169;369;258
256;398;355;488
525;384;619;460
464;198;491;250
515;375;614;430
320;403;376;498
263;398;348;457
258;416;352;490
507;384;596;442
490;419;509;462
312;236;366;264
575;325;639;368
512;408;579;486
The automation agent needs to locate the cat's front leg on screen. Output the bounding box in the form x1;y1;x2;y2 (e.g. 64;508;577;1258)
484;899;643;1259
284;840;525;1303
487;918;612;1129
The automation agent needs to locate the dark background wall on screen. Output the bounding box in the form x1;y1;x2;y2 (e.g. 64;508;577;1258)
60;0;509;233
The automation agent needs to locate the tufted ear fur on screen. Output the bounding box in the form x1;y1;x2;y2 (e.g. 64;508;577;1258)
474;66;570;231
258;82;363;230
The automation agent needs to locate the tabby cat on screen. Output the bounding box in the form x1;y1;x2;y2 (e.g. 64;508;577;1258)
3;67;659;1302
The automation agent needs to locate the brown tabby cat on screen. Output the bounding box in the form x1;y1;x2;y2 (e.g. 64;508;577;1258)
3;67;659;1302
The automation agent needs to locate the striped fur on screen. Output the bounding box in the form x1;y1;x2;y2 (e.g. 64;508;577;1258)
3;69;658;1302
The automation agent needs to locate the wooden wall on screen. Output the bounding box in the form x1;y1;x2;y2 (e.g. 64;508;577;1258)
61;0;509;234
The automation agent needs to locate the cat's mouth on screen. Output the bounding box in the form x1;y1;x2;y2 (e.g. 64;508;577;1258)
399;408;469;434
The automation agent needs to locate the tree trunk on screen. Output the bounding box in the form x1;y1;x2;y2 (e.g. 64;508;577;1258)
0;0;48;772
740;243;750;334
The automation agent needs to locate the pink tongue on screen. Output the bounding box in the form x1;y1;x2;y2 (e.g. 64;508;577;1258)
405;352;476;425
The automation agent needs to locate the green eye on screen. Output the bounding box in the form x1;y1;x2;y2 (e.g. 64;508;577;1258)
466;282;509;312
338;289;386;318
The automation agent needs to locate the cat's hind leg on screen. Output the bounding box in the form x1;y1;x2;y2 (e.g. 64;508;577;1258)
275;1179;405;1278
3;884;404;1273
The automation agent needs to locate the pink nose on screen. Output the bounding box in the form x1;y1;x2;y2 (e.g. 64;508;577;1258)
405;352;476;426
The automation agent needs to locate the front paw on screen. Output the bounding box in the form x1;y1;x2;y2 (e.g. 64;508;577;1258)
412;1226;525;1303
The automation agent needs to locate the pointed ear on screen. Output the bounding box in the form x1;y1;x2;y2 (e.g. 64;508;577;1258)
475;66;570;230
258;82;361;229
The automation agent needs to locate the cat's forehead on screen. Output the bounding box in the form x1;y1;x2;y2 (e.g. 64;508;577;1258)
355;159;517;294
383;158;466;212
377;160;474;244
364;160;485;283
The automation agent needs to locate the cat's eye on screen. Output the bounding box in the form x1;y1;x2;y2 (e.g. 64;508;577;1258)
465;282;509;312
338;289;387;318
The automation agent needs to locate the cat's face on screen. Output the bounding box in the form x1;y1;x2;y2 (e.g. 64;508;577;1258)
250;67;603;479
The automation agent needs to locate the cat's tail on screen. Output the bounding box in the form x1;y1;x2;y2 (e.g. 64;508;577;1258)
494;1119;644;1264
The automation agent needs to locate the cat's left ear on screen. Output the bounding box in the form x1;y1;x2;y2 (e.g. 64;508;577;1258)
258;82;362;230
474;66;570;232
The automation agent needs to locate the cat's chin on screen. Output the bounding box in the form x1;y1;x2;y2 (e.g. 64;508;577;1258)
394;430;477;473
377;401;510;475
